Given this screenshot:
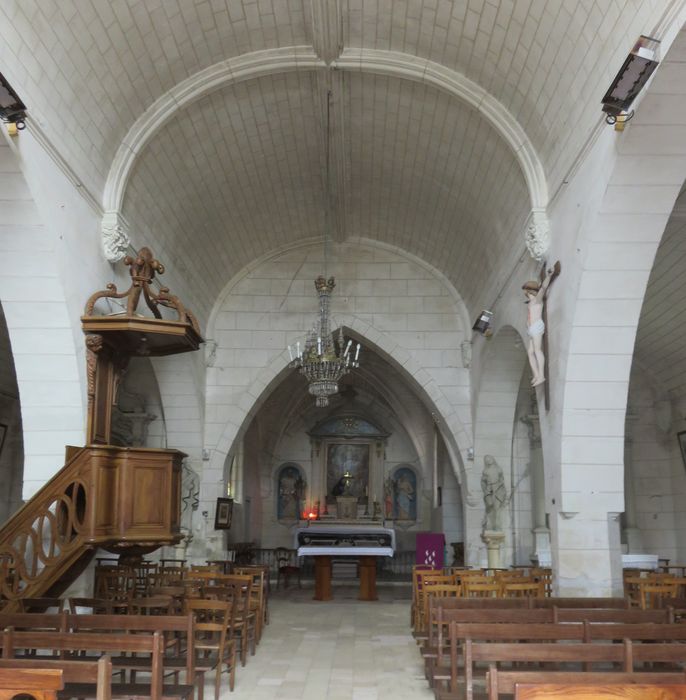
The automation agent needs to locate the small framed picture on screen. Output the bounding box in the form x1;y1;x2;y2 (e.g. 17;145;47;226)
678;431;686;469
214;497;233;530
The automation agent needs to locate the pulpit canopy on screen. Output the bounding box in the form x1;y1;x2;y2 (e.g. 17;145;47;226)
81;246;203;356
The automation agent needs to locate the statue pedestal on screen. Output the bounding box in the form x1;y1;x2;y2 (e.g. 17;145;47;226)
481;530;506;569
336;496;358;520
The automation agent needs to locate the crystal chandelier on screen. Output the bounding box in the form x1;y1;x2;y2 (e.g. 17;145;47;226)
288;275;360;407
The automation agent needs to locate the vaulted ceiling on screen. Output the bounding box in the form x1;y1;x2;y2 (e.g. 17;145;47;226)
0;0;671;320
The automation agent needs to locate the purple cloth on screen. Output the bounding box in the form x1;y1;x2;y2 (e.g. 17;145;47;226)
416;533;445;569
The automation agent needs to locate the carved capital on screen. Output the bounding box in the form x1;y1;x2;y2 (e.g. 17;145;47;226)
101;210;131;262
525;210;550;262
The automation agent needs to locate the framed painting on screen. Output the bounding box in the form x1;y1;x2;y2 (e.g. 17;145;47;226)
326;442;369;503
679;431;686;469
214;497;233;530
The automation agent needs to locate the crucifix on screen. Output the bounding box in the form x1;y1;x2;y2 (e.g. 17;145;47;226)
522;260;561;411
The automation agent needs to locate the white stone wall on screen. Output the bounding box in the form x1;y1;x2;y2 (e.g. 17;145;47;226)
625;367;678;560
0;134;86;498
202;241;473;552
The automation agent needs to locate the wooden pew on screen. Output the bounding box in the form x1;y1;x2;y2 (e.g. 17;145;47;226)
460;640;630;700
488;670;686;700
459;639;686;700
515;683;686;700
438;620;686;699
425;607;555;684
0;667;63;700
1;628;190;700
0;657;111;700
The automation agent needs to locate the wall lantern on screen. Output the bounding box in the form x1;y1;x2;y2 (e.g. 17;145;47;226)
601;35;660;126
0;73;27;132
472;309;493;336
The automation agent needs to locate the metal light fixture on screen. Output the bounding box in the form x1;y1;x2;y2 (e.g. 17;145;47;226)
287;90;361;407
472;310;493;336
602;35;660;125
0;73;27;131
288;275;360;407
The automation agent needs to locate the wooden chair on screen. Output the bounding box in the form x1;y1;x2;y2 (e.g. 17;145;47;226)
530;567;553;596
185;598;236;699
223;575;256;667
127;595;176;616
463;581;501;598
157;565;186;586
639;582;679;610
275;548;301;590
234;567;267;642
94;566;135;603
411;566;439;629
416;573;456;633
500;581;544;598
190;564;221;573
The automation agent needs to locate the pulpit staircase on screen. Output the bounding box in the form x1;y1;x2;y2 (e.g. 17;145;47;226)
0;247;202;611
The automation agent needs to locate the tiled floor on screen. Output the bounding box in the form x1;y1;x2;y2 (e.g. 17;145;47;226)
221;583;433;699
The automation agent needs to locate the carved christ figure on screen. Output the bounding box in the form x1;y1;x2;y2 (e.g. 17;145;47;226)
522;262;561;387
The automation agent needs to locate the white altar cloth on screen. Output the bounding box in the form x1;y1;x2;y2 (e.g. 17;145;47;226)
297;546;394;557
621;553;659;569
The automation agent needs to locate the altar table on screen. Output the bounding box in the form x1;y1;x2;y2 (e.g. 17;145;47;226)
295;523;395;601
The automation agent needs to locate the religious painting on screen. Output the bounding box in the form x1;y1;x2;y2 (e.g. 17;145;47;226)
276;464;305;520
391;466;417;521
214;497;233;530
679;431;686;469
326;443;369;503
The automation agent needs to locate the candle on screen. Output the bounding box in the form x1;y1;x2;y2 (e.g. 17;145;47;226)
354;343;360;362
287;345;293;361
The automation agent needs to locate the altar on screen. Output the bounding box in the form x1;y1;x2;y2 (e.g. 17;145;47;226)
295;522;395;601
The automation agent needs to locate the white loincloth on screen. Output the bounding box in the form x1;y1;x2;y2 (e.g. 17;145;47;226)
527;319;545;337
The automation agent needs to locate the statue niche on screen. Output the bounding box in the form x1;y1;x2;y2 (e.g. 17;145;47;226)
276;464;306;521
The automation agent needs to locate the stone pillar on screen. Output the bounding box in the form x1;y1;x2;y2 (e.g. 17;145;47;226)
551;509;623;596
522;412;551;565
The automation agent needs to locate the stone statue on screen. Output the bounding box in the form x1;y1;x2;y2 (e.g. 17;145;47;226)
522;261;561;387
481;455;507;532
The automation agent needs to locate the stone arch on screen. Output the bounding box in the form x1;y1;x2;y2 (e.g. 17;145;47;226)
0;134;84;500
101;50;548;259
552;21;686;595
202;240;476;524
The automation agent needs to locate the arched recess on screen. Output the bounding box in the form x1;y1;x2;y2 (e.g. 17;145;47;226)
101;48;548;256
472;326;533;566
0;134;84;500
552;21;686;596
202;241;474;518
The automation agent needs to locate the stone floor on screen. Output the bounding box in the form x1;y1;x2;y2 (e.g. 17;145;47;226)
220;582;433;699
